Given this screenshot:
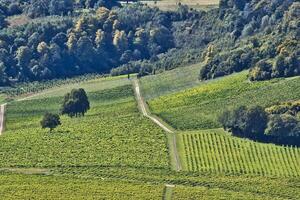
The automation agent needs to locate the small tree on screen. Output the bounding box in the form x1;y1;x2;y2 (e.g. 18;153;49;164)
61;88;90;117
40;113;61;132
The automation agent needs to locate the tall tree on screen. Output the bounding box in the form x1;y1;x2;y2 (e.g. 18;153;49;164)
61;88;90;117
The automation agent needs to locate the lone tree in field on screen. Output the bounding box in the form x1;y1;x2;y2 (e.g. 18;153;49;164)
61;88;90;117
40;113;61;132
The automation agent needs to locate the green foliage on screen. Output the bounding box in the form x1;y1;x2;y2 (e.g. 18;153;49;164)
40;112;61;132
266;114;300;138
266;100;300;116
219;106;268;139
178;129;300;177
249;60;272;81
200;1;300;81
61;88;90;117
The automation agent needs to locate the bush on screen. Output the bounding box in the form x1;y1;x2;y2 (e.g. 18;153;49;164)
249;60;272;81
40;112;61;132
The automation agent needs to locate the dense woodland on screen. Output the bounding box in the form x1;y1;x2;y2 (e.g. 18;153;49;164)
0;0;299;86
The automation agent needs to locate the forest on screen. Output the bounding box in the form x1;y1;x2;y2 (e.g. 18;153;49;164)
0;0;299;86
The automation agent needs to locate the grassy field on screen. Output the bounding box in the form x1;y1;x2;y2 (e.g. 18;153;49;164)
148;71;300;130
1;83;169;169
0;172;164;199
178;129;300;177
140;0;219;11
15;76;130;101
140;63;202;100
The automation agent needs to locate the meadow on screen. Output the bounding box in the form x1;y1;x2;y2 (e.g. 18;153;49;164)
140;0;219;11
0;84;169;169
178;129;300;177
140;63;202;100
148;71;300;130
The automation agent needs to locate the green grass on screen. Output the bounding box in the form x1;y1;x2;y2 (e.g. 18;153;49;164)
140;63;202;100
142;0;219;11
177;129;300;177
1;85;169;169
17;76;131;100
148;71;300;130
0;172;164;200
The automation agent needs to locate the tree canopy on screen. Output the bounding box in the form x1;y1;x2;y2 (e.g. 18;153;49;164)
40;112;61;132
61;88;90;117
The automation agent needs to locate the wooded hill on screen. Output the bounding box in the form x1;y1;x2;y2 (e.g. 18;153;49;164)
0;0;299;86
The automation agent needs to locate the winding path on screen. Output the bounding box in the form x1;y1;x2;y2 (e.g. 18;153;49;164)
133;79;182;171
0;103;7;135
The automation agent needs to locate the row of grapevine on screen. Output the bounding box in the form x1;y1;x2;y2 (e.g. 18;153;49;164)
1;74;104;97
180;130;300;177
0;173;164;199
149;71;300;130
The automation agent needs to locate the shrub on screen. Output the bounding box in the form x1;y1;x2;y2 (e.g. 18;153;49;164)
40;113;61;132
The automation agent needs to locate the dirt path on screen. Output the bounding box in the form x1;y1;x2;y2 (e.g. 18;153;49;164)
163;184;175;200
0;103;7;135
133;79;182;171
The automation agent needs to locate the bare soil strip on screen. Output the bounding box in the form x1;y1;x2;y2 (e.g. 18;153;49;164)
0;104;7;135
163;184;175;200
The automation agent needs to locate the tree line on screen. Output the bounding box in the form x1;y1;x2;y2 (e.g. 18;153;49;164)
219;101;300;146
0;0;299;86
199;0;300;82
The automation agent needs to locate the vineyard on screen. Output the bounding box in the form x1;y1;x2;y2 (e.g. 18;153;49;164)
178;129;300;177
53;166;300;199
0;85;169;169
1;74;104;98
140;63;202;100
172;185;282;200
0;172;164;199
0;66;299;198
148;71;300;130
